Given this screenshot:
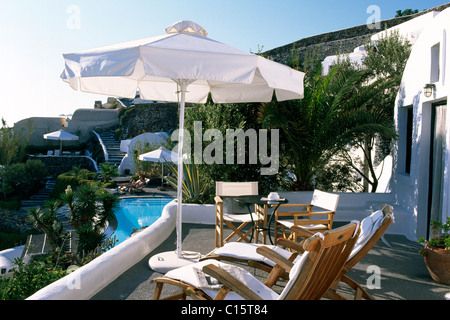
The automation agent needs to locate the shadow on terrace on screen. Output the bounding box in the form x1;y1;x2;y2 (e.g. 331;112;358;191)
92;222;449;300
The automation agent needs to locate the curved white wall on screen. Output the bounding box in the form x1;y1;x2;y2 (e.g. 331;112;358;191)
26;200;215;300
27;200;178;300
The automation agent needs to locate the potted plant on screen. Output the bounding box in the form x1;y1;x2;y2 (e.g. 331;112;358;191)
418;218;450;285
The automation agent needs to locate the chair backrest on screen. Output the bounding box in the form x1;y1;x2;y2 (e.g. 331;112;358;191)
346;204;393;267
311;190;339;211
279;222;359;300
215;181;258;196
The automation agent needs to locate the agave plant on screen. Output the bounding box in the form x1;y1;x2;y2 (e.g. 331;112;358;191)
164;161;208;203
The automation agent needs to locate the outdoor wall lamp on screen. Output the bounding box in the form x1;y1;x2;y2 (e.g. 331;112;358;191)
424;84;435;98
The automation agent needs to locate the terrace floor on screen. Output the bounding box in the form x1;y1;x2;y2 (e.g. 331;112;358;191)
92;222;450;301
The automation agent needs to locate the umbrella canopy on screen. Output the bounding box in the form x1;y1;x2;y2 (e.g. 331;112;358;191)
43;129;79;141
139;147;178;185
61;20;304;103
43;129;79;153
61;20;305;266
138;147;177;163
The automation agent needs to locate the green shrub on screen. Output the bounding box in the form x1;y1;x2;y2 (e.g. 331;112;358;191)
0;198;21;210
0;230;34;251
0;160;49;199
49;168;97;199
0;256;66;300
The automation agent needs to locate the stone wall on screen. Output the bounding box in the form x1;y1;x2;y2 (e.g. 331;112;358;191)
0;208;34;233
29;155;98;176
263;3;450;65
118;103;178;139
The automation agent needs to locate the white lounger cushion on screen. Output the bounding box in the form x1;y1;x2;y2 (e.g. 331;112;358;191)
277;220;327;230
349;210;384;260
213;242;300;267
165;252;311;300
164;260;280;300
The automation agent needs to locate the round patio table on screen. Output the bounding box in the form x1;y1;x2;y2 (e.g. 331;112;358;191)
232;195;288;245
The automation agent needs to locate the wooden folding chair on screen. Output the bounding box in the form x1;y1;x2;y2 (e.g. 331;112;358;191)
325;204;394;300
151;222;359;300
215;182;264;247
200;204;394;299
275;190;339;243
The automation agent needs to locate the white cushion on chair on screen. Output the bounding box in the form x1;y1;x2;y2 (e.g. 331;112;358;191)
278;219;327;231
349;210;384;259
165;260;280;300
213;242;300;267
277;251;310;300
223;213;262;223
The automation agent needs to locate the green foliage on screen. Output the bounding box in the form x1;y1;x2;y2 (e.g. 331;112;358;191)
27;200;64;253
259;65;397;191
0;159;49;199
0;118;28;166
165;161;208;204
131;140;161;177
363;29;411;88
0;230;35;251
60;183;119;255
395;9;419;17
184;103;280;201
49;167;97;199
418;218;450;253
76;224;106;254
0;256;66;300
0;198;21;210
99;163;119;182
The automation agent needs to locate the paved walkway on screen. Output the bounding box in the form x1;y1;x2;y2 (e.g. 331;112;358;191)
92;223;450;300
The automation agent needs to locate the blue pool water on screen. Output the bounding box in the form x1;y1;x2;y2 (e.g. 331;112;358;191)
113;197;173;245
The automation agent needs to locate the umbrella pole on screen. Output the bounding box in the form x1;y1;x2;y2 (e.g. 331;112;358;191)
175;80;189;259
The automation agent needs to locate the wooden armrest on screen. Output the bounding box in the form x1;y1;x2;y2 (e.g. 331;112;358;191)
290;225;315;237
202;264;262;300
256;246;294;272
307;210;335;216
276;238;306;254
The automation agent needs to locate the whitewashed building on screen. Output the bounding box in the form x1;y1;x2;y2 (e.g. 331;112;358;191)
393;7;450;239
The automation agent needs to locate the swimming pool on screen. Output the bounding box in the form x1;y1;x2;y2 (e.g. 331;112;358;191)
113;197;174;245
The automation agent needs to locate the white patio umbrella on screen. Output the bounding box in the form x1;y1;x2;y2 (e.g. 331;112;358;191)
61;20;304;271
43;129;79;153
138;147;178;185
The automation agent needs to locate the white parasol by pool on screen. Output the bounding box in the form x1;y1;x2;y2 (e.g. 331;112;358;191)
61;20;304;271
138;147;178;185
43;129;79;153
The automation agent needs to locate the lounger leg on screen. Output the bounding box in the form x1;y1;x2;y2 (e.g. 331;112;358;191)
340;275;373;300
325;275;373;300
153;282;164;300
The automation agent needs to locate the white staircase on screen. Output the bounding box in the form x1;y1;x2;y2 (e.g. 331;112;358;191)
98;130;126;167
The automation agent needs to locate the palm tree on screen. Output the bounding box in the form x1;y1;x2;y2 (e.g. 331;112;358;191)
97;190;120;232
59;184;119;256
259;65;397;191
27;200;64;253
99;163;119;182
